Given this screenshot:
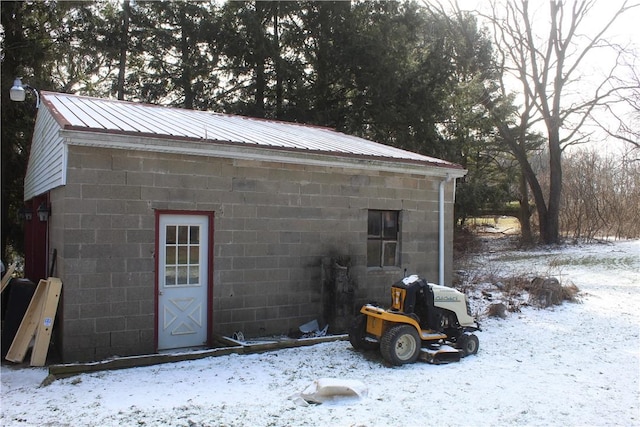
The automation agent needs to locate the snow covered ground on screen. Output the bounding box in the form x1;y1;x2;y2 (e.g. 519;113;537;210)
1;239;639;427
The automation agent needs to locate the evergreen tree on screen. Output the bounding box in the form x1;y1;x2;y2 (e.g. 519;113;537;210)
132;1;221;109
1;1;64;260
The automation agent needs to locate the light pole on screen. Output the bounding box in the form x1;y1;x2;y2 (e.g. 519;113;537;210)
10;77;40;109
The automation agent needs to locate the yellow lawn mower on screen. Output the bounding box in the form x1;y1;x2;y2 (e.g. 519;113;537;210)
349;275;481;365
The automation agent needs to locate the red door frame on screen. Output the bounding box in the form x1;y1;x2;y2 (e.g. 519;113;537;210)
153;210;215;350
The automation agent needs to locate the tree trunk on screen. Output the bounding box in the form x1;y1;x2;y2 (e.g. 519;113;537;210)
253;2;266;118
273;3;283;119
314;4;330;124
480;88;551;245
543;129;563;244
116;0;130;100
180;6;194;110
518;171;534;245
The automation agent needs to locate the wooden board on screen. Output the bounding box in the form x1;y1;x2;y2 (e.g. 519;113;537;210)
5;279;48;363
30;278;62;366
1;263;16;293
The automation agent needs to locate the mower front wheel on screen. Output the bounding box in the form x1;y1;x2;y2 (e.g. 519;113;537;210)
380;324;421;366
458;332;479;357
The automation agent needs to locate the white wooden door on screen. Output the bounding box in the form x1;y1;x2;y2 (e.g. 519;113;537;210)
158;214;209;350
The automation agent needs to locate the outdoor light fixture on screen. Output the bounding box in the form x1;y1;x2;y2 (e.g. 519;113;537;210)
10;77;40;108
19;206;33;221
37;202;50;222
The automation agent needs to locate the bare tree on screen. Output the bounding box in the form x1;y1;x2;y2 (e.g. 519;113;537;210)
485;0;639;244
562;148;640;240
592;56;640;153
475;0;638;244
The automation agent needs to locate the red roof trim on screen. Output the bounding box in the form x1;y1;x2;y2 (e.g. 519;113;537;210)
40;92;72;128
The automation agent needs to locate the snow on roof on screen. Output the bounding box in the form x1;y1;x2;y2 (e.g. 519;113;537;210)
40;91;463;171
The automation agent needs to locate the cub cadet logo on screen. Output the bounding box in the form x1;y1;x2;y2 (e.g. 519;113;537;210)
435;295;460;303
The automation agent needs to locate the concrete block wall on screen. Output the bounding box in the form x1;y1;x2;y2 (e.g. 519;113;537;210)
51;145;455;362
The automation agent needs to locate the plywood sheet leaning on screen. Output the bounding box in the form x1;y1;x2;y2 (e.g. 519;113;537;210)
4;277;63;366
30;278;62;366
4;279;48;363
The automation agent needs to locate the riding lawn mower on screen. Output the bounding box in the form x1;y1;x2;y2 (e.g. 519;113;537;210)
349;275;481;365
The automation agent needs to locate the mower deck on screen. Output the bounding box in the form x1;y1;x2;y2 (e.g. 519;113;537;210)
419;344;462;364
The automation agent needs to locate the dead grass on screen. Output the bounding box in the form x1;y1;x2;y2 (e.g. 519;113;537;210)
486;303;507;319
479;275;581;317
561;283;581;303
464;216;522;239
454;231;583;318
453;227;483;261
529;277;563;307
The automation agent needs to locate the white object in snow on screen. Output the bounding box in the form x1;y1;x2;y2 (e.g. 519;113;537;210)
293;378;368;405
299;319;320;334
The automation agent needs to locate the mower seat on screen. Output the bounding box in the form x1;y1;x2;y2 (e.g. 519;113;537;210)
391;276;437;330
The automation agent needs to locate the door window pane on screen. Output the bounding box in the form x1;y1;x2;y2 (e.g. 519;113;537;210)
190;226;200;244
176;245;186;264
166;246;176;265
190;246;199;264
166;226;177;244
178;226;189;244
189;266;200;285
165;266;176;286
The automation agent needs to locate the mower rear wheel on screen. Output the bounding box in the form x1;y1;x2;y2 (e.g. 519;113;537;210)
380;324;421;366
348;314;379;351
458;333;479;357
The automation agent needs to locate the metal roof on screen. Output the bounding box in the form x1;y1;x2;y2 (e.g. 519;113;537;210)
41;91;463;171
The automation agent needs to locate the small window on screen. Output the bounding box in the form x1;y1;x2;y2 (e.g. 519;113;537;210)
367;210;400;267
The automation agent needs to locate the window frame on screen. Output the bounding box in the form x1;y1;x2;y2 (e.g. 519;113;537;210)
367;210;401;268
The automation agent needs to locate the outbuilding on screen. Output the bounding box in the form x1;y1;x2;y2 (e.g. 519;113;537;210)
21;92;466;362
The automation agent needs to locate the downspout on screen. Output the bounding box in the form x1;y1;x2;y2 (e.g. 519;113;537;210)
438;173;453;286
